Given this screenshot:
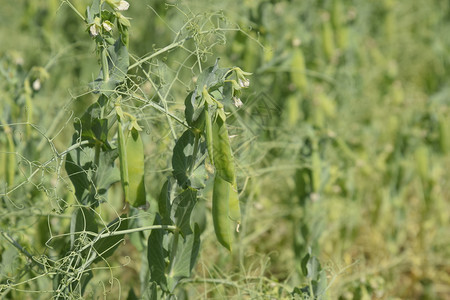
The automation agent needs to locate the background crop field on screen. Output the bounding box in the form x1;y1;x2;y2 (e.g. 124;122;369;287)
1;0;449;299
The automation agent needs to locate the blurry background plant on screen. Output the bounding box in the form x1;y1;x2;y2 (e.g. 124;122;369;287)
1;0;450;299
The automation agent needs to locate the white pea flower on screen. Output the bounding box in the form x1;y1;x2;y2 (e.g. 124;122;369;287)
238;78;250;88
102;21;113;32
116;0;130;11
32;79;41;91
233;97;243;108
89;24;99;36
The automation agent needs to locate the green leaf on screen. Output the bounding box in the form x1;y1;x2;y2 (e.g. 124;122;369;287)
190;199;207;234
91;39;129;96
85;0;101;24
78;270;93;297
65;151;92;205
172;130;208;189
194;59;230;95
73;98;110;147
96;148;121;195
147;218;201;294
141;282;162;300
147;216;168;291
126;287;139;300
170;188;197;236
301;253;310;277
314;270;328;300
185;60;230;127
184;91;205;128
70;207;98;250
65;147;120;206
92;215;128;264
158;180;171;224
167;224;200;292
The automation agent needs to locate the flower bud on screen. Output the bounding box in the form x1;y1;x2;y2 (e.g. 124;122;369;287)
233;97;243;108
89;24;99;36
102;21;113;32
116;0;130;11
32;79;41;91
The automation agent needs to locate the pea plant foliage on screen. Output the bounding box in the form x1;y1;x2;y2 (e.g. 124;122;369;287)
0;0;250;298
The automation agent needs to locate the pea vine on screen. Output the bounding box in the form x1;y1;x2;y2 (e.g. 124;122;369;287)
59;0;251;298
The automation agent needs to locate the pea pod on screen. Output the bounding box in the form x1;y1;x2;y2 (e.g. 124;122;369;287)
117;116;146;208
204;105;214;162
291;48;308;94
4;124;15;187
311;139;321;193
228;182;241;225
117;117;129;203
210;111;241;248
321;16;335;61
212;113;235;184
24;79;33;139
212;175;232;251
125;128;146;207
331;0;349;51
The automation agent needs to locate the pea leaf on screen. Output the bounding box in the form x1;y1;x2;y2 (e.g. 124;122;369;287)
73;98;110;148
70;207;98;250
170;188;197;236
194;59;230;94
90;39;129;96
166;224;200;292
185;60;230;127
172;130;208;189
92;215;128;264
147;218;201;293
85;0;101;24
65;148;119;206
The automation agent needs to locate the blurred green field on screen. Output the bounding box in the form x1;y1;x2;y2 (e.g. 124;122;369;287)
1;0;449;299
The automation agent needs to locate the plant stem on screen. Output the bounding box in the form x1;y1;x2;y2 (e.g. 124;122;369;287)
128;38;190;70
63;0;86;22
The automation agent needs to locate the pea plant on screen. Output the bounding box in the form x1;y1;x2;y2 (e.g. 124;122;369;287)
1;0;250;298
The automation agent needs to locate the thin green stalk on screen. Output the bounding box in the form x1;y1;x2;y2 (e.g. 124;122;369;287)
76;224;178;253
140;69;177;140
63;0;86;22
128;38;190;70
132;93;189;129
2;140;90;195
1;232;45;270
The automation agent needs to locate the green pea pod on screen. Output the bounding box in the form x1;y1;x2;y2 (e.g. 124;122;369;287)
291;48;308;94
24;80;33;139
322;18;335;61
117;118;129;203
212;175;232;251
125;128;146;208
4;125;15;187
212;113;235;184
228;182;241;225
204;105;214;162
311;140;321;193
